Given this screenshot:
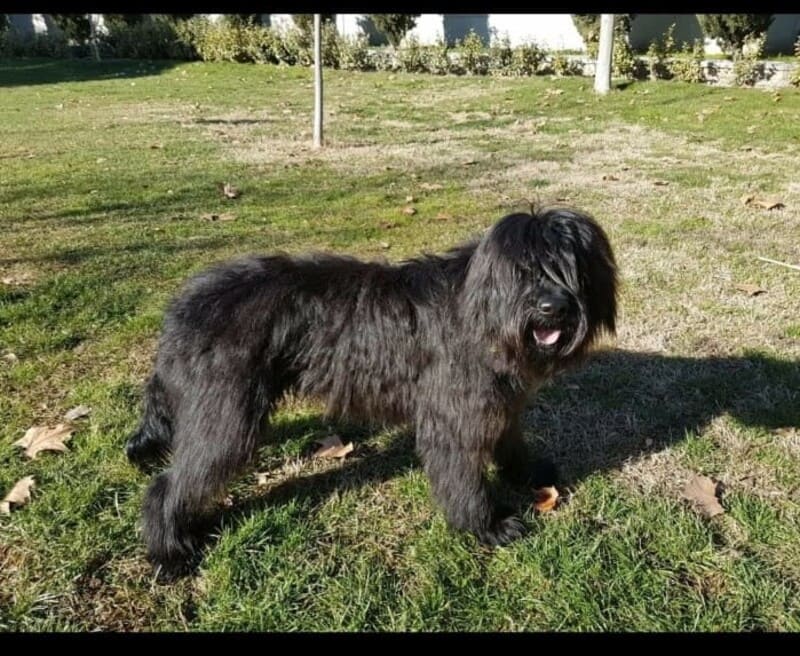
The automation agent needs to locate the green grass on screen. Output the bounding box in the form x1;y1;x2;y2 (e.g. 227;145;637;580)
1;58;799;632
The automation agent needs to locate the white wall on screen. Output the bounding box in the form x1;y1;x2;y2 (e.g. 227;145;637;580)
488;14;584;50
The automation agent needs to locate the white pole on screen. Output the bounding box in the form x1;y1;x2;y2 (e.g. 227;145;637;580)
313;14;323;148
594;14;614;95
89;14;101;62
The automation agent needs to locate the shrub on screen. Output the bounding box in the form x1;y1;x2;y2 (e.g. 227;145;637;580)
511;42;545;76
732;34;765;86
698;14;773;57
336;32;372;71
398;34;425;72
423;37;451;75
102;15;198;60
0;29;69;58
489;34;513;76
368;14;419;48
613;37;640;79
646;23;676;80
669;39;705;84
549;53;582;77
458;29;489;75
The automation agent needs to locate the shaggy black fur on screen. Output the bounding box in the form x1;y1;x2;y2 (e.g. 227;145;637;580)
126;207;617;578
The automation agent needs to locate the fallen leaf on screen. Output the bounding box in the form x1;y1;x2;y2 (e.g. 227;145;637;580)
620;166;631;171
602;174;619;182
219;182;241;199
772;427;796;438
532;486;559;513
2;352;18;364
435;213;453;221
64;405;91;421
1;476;35;515
742;195;784;210
14;424;73;459
734;283;766;297
653;180;670;186
461;159;477;166
379;241;391;250
420;182;443;191
149;142;164;149
313;435;354;460
201;212;236;222
255;472;270;486
402;206;417;216
681;474;725;519
545;88;564;96
405;195;416;203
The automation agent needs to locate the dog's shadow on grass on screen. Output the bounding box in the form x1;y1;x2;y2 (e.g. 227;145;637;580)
527;349;799;486
223;349;799;541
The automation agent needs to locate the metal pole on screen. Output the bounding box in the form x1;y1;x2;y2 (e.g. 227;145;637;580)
594;14;614;95
313;14;323;148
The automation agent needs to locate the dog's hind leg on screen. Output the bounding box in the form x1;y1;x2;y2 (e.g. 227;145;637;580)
126;374;173;470
493;417;530;485
141;387;267;579
416;413;526;547
494;418;560;489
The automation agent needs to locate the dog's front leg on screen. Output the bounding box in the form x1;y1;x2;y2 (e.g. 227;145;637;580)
416;420;526;547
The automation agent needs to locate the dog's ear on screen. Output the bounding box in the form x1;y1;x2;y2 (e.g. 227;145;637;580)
574;215;617;338
463;215;533;369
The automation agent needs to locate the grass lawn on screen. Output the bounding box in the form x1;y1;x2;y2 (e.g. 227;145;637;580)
1;58;799;632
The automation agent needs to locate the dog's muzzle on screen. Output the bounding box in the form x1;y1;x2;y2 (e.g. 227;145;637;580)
532;292;570;346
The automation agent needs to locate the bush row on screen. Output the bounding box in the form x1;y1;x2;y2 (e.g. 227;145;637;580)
2;16;798;87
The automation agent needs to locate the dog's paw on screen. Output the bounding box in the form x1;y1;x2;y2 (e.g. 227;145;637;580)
150;556;198;583
476;514;527;547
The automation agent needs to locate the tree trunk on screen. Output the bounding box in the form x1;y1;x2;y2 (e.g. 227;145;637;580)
313;14;323;148
594;14;614;94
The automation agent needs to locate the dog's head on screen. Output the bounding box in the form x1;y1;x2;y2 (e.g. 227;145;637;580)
464;207;617;373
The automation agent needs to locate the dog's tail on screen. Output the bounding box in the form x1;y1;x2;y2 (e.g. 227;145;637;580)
126;374;173;469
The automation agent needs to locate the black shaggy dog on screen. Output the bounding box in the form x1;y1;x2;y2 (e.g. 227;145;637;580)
126;207;617;578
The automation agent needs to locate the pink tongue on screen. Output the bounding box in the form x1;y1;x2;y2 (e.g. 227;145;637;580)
534;328;561;346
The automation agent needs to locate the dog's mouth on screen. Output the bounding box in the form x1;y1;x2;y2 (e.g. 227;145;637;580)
533;327;562;346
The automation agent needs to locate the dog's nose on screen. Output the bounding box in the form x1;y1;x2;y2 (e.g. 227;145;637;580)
538;296;568;317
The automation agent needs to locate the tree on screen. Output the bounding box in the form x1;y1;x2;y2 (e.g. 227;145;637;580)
102;14;146;32
698;14;773;56
51;14;92;43
292;14;334;35
368;14;420;48
572;14;634;57
0;14;9;32
224;14;262;28
594;14;614;94
313;14;323;149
